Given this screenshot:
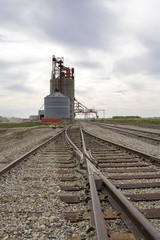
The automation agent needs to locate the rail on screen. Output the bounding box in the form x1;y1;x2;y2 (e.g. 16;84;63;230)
65;125;84;164
65;125;160;240
93;123;160;143
0;129;65;176
80;128;98;165
80;127;107;239
83;128;160;166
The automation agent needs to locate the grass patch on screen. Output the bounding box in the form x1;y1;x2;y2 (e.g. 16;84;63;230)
96;118;160;125
0;122;47;128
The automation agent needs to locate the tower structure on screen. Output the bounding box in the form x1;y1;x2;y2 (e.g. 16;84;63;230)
50;55;75;121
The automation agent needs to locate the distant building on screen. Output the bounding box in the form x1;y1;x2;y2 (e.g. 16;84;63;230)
39;55;74;122
0;116;10;122
9;117;21;123
20;118;30;122
29;115;39;121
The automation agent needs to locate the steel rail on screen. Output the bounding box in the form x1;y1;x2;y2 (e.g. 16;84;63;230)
100;123;160;136
80;127;108;239
82;128;160;166
65;125;160;239
87;163;109;240
80;128;97;165
65;125;83;164
87;160;160;240
94;123;160;143
66;125;108;239
80;127;160;240
0;129;65;176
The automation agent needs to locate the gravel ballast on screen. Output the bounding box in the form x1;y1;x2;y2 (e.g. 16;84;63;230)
82;122;160;158
0;126;61;166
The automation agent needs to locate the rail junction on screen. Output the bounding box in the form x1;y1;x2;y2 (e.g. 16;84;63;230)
90;122;160;145
0;123;160;239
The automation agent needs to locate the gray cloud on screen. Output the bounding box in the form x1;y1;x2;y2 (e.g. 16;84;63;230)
0;0;121;50
0;59;39;70
100;77;111;81
0;60;11;70
113;20;160;76
75;89;88;96
114;56;146;75
114;51;160;76
114;90;127;95
75;60;103;69
6;84;34;93
0;34;7;42
0;0;160;117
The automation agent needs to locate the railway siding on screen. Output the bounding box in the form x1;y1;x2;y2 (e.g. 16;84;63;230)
82;122;160;159
0;126;62;171
1;123;160;239
82;127;160;235
0;132;88;239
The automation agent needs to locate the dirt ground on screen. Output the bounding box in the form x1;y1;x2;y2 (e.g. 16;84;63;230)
1;121;159;170
0;126;61;169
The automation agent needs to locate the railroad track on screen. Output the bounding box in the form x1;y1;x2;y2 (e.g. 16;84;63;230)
0;128;89;239
91;122;160;145
0;124;160;239
68;125;160;239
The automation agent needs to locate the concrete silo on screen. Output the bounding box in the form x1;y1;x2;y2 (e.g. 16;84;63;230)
49;56;75;121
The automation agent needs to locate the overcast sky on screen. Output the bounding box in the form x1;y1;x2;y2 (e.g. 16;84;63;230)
0;0;160;118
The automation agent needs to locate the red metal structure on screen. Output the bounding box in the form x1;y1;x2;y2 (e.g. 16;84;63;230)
41;118;62;123
74;98;98;118
52;56;74;93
